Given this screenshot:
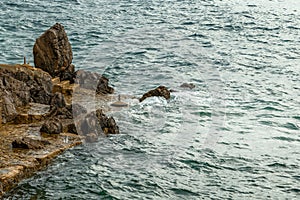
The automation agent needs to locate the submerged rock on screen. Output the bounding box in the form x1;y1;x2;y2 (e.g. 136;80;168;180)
33;23;74;82
180;83;195;89
139;85;171;102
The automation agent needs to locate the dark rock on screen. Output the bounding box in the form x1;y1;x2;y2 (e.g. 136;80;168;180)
180;83;195;89
78;109;119;136
50;92;66;109
66;123;77;134
96;76;114;95
46;106;73;119
59;64;76;83
33;23;74;81
12;137;50;149
80;111;102;136
96;109;119;135
139;86;171;102
75;70;114;94
40;117;63;134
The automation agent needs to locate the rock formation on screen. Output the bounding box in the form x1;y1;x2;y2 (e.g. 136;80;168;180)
0;23;120;197
75;70;114;94
139;85;171;102
40;117;63;135
33;23;74;82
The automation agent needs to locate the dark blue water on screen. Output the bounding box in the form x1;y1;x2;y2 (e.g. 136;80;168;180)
1;0;300;199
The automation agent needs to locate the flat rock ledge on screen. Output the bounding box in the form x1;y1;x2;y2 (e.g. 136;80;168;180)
0;124;82;197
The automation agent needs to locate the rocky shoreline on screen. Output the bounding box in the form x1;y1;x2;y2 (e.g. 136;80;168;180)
0;23;176;197
0;23;120;197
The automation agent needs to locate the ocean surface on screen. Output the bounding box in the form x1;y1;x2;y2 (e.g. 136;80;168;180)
1;0;300;199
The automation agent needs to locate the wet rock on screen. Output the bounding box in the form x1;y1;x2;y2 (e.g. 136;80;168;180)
80;111;102;136
180;83;195;89
33;23;74;81
96;76;114;95
139;85;171;102
40;117;63;134
96;109;119;135
75;70;114;94
78;109;119;136
12;137;50;150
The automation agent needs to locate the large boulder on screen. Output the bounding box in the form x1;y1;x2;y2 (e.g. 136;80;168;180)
33;23;74;81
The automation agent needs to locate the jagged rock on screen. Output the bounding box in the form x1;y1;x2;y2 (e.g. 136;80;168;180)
59;64;76;83
50;92;66;109
80;111;102;136
12;137;50;149
180;83;195;89
78;109;119;136
0;73;31;107
96;109;119;135
40;117;63;134
33;23;74;81
66;123;77;134
96;76;114;94
139;86;171;102
75;70;114;94
46;106;73;119
1;95;18;123
0;64;53;105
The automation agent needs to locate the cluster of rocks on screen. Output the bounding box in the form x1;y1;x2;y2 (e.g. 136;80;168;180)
0;23;119;148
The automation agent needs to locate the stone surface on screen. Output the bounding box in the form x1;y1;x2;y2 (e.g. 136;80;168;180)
33;23;74;81
1;95;18;123
96;75;114;95
75;70;114;94
50;92;66;109
12;137;50;150
40;118;63;134
0;64;53;106
139;85;171;102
